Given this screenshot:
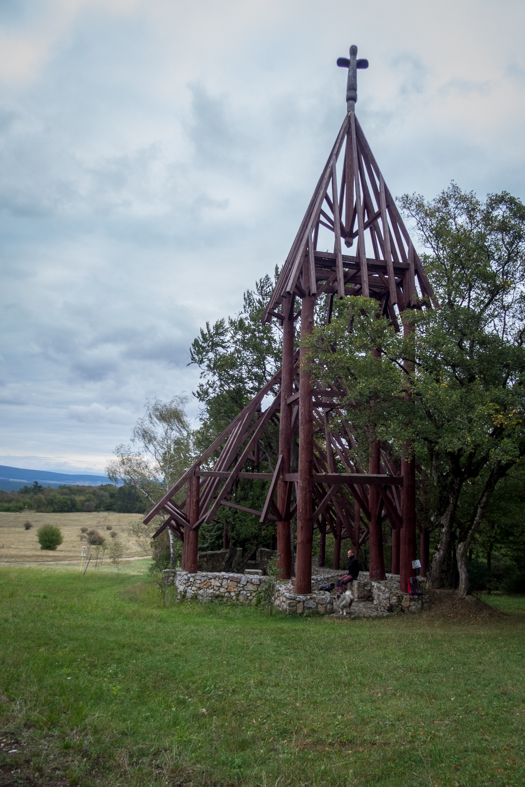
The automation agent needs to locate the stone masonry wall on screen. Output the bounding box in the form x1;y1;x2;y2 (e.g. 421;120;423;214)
273;582;333;615
163;569;422;614
173;569;268;603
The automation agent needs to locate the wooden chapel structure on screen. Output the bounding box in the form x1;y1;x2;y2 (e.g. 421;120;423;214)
144;45;436;595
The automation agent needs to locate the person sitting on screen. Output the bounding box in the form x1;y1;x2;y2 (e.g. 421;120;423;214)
336;549;360;590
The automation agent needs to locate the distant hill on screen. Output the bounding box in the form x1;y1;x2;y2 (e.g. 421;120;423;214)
0;465;116;492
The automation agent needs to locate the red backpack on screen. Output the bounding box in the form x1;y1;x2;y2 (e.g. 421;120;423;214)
407;577;422;597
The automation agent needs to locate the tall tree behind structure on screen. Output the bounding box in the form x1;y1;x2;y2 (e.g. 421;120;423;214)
189;271;283;451
308;185;525;594
107;396;194;565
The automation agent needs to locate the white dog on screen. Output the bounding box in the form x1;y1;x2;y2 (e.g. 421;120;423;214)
335;588;354;617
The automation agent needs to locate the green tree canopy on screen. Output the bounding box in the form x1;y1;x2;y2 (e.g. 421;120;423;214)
308;184;525;594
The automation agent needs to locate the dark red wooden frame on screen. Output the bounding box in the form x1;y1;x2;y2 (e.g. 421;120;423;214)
144;51;435;594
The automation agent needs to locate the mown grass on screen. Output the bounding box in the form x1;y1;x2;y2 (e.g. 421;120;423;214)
482;592;525;616
1;568;524;787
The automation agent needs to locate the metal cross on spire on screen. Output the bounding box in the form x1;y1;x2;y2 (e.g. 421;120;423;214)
337;44;369;113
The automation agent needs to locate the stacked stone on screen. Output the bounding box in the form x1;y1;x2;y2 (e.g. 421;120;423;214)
274;581;333;615
162;569;423;615
174;569;267;602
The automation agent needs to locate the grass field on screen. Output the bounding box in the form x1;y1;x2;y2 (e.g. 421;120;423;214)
0;511;147;564
1;568;524;787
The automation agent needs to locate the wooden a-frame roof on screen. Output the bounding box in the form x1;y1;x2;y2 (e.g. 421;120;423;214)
145;60;433;548
263;112;436;325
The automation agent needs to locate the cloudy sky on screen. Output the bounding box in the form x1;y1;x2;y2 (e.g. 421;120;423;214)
0;0;524;475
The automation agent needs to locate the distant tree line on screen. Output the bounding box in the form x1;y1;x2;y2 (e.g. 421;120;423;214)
0;480;147;514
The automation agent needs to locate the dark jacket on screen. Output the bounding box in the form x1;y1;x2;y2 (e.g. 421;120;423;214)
347;556;359;580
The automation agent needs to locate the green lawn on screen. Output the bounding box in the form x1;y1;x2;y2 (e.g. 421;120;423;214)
1;569;524;787
481;592;525;616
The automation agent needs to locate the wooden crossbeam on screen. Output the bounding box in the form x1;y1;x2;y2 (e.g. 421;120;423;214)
220;500;278;521
259;454;283;523
283;472;402;486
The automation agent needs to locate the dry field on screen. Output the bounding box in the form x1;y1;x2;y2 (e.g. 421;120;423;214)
0;511;148;564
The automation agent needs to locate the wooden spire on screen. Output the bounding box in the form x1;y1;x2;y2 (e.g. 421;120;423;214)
146;48;431;594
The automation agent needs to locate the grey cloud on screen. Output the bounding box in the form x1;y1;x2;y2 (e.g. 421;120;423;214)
438;78;490;96
185;83;250;172
391;53;428;97
1;0;525;472
66;403;132;424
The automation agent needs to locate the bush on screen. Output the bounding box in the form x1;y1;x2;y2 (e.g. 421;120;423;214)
110;531;117;538
87;529;105;546
106;525;113;531
467;559;490;592
501;569;525;595
80;527;88;533
37;525;63;551
23;521;32;530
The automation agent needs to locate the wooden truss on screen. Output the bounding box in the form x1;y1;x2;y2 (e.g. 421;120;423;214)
145;47;434;594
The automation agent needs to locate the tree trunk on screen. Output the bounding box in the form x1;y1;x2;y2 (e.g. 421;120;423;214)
168;527;175;568
419;527;430;578
427;478;463;589
456;469;504;597
486;545;493;594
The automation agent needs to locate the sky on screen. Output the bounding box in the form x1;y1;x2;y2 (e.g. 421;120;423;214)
1;0;524;475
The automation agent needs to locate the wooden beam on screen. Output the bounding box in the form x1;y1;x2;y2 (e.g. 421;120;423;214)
284;473;402;486
220;500;278;521
260;454;283;523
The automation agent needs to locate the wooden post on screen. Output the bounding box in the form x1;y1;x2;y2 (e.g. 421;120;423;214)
368;347;385;580
185;473;200;574
400;322;416;592
391;526;400;574
368;439;386;579
401;455;416;590
253;406;261;468
276;295;294;579
295;294;315;594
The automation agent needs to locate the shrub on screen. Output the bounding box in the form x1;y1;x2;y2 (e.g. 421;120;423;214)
37;525;63;551
254;555;280;615
501;568;525;595
23;521;32;531
467;559;490;592
87;529;105;546
108;537;124;570
80;527;88;533
106;525;112;531
110;531;117;538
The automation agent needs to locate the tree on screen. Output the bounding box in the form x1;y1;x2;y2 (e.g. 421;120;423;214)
188;273;284;556
189;271;283;449
107;396;194;566
309;185;525;595
37;525;63;551
108;537;125;571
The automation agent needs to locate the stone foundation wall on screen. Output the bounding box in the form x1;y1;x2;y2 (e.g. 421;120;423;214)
162;569;422;615
171;569;268;603
274;582;333;615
